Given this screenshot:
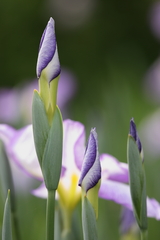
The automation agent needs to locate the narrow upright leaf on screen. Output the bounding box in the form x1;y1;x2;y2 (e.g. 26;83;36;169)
0;141;15;209
127;135;147;230
2;190;12;240
82;197;98;240
32;90;50;167
42;105;63;190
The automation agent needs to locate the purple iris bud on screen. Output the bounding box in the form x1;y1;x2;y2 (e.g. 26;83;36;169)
36;17;61;82
78;128;101;193
130;118;143;155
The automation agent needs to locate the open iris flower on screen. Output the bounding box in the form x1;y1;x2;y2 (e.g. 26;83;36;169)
0;120;160;219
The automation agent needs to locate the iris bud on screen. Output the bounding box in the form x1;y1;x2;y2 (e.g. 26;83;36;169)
79;128;101;218
36;17;60;82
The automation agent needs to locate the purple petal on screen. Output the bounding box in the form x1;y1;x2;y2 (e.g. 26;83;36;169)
0;89;19;124
0;124;43;180
10;125;43;179
0;120;81;183
78;130;96;183
99;180;132;209
1;123;68;181
39;27;47;51
99;180;160;220
74;126;86;171
32;182;60;200
32;183;47;198
100;154;129;183
37;18;56;77
120;207;137;234
146;198;160;220
57;68;77;116
130;118;137;141
78;128;101;192
62;119;85;170
0;124;16;145
36;17;60;82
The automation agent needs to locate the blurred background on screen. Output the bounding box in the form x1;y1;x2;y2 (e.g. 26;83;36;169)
0;0;160;239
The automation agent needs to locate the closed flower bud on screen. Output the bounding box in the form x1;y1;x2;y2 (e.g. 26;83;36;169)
130;118;144;161
36;17;60;83
78;128;101;193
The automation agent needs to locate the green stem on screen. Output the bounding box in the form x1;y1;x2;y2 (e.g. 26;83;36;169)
61;208;72;240
46;190;55;240
140;230;148;240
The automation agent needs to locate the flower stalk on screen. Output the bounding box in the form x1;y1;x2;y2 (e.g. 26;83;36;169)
79;128;101;240
140;230;148;240
127;118;147;239
61;208;72;239
46;190;56;240
32;17;63;240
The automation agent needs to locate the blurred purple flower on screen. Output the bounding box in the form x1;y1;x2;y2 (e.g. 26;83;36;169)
148;1;160;40
0;120;160;219
0;68;77;125
143;58;160;105
139;110;160;160
57;68;77;118
0;88;19;124
119;206;139;237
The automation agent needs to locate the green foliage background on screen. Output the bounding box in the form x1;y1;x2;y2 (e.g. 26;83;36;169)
0;0;160;239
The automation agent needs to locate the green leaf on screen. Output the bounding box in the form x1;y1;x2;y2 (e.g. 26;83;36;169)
0;141;15;210
140;174;147;231
0;142;21;240
61;231;73;240
2;190;12;240
42;106;63;190
32;90;50;167
127;135;147;230
82;197;98;240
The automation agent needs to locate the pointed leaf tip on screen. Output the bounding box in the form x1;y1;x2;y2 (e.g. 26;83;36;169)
2;190;12;240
